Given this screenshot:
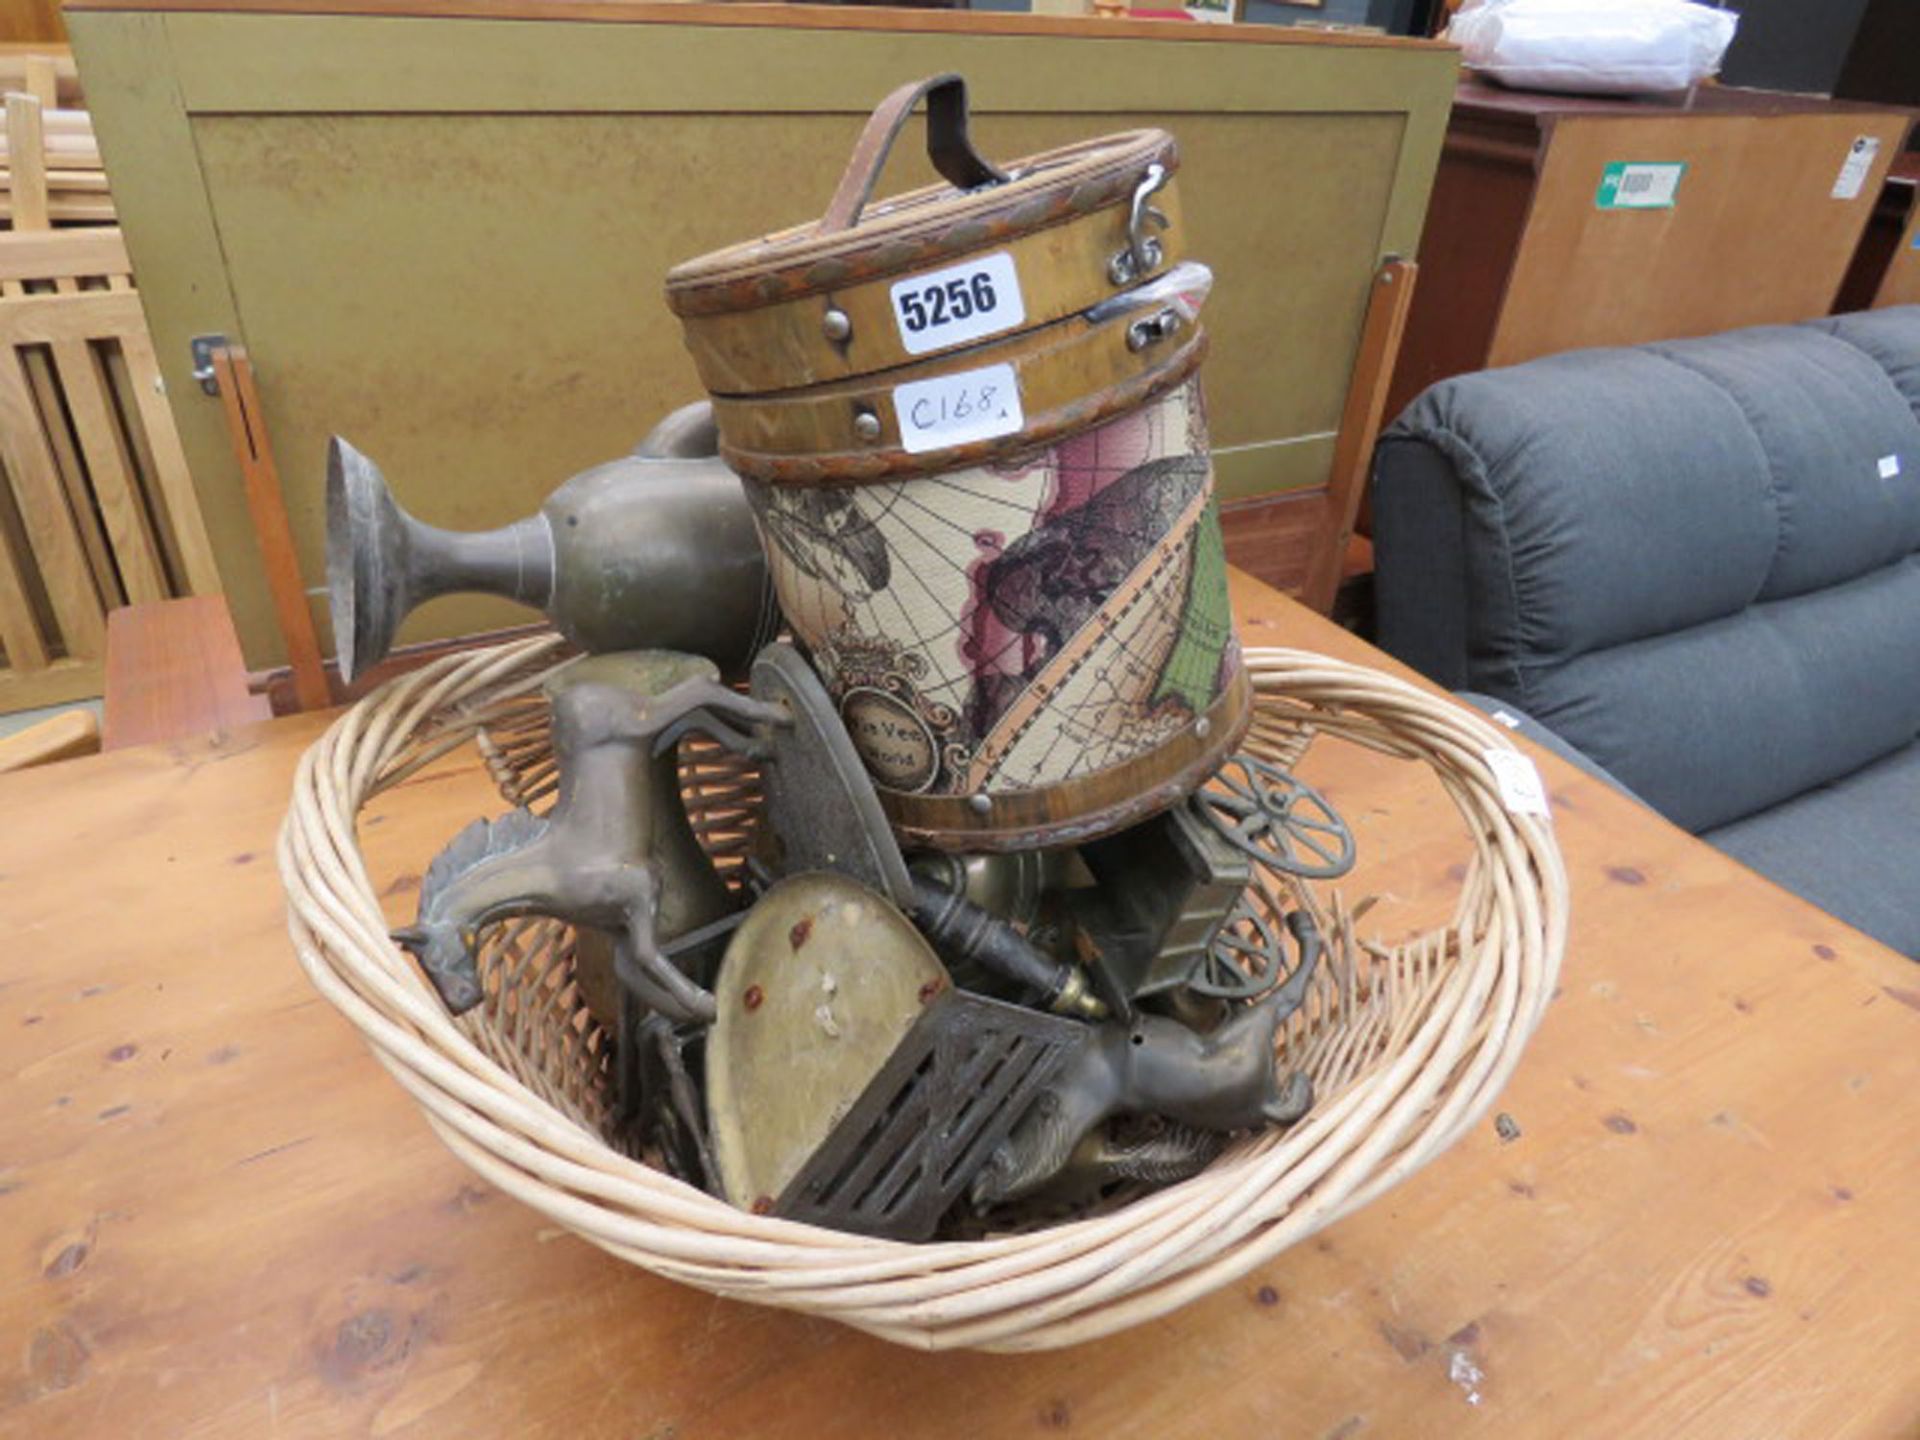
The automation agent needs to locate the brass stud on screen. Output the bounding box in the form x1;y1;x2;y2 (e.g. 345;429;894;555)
852;409;883;443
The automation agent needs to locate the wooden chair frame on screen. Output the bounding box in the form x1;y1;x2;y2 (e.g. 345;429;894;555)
0;89;218;709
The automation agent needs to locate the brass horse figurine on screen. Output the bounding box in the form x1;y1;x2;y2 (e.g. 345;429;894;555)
394;651;786;1023
971;910;1322;1206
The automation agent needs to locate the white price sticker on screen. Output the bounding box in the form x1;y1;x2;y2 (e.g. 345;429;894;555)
1485;748;1551;819
1878;454;1901;481
889;252;1025;355
1832;136;1880;201
892;362;1023;455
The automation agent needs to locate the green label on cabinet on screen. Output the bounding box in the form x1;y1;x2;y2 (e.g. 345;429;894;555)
1596;161;1686;211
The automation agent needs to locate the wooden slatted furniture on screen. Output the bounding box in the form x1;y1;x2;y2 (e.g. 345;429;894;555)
0;95;111;225
3;569;1917;1436
0;90;218;711
0;49;56;109
0;47;82;108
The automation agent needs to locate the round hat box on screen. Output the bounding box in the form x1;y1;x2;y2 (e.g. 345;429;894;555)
667;75;1249;852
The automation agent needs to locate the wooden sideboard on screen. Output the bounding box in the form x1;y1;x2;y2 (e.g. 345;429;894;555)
1880;176;1920;306
1835;150;1920;310
1386;80;1913;419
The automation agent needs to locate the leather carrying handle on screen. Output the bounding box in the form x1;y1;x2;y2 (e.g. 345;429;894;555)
822;74;1009;234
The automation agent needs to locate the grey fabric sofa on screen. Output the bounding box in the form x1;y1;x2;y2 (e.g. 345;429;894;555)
1371;306;1920;959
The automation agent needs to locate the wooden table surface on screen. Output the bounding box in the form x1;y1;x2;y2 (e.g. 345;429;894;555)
4;573;1918;1438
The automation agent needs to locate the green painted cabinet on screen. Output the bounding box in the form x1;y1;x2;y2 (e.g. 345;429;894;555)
71;0;1455;666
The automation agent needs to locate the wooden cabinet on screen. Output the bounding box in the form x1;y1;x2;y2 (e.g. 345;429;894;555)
1387;81;1913;419
1877;177;1920;307
1836;152;1920;310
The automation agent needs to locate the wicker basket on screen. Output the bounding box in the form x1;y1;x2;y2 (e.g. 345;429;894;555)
279;637;1567;1353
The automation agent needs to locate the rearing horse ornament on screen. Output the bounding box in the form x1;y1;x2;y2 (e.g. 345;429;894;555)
393;651;786;1023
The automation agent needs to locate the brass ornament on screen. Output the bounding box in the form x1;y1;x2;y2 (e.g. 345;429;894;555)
325;402;777;682
393;651;784;1022
705;872;949;1214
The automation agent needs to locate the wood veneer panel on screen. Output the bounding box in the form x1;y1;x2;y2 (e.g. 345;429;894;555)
1491;111;1909;366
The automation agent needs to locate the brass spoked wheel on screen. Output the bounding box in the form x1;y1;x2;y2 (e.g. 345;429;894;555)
1192;893;1285;1000
1195;754;1356;880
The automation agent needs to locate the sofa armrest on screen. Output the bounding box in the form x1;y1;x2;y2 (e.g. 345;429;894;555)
1371;436;1475;691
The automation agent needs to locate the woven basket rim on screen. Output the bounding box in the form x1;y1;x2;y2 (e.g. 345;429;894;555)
279;638;1568;1352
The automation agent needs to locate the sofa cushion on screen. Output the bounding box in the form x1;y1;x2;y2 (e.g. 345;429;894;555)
1645;326;1920;601
1521;558;1920;832
1705;739;1920;958
1377;347;1781;675
1374;306;1920;831
1818;307;1920;421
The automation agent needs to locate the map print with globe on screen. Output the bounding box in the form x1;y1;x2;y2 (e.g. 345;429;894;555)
745;379;1240;801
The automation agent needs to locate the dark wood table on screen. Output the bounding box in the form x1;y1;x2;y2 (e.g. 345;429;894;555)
4;571;1917;1437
